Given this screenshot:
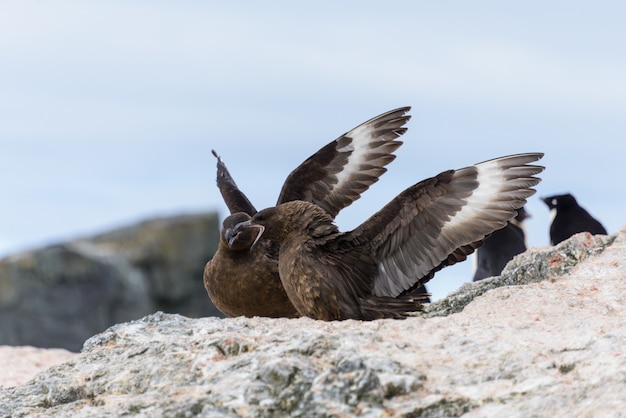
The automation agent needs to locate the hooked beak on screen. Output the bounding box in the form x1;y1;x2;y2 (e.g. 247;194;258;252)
225;227;239;248
233;220;265;252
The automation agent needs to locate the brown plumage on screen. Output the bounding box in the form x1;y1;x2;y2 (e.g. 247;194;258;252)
204;107;413;317
236;153;545;320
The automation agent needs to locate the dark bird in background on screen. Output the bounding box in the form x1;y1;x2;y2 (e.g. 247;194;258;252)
236;153;544;321
204;107;414;318
472;206;529;281
542;193;607;245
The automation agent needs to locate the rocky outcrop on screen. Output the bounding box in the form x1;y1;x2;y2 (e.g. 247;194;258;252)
1;230;625;417
0;212;223;351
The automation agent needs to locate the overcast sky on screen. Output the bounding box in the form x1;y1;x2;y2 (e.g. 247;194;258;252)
2;1;624;300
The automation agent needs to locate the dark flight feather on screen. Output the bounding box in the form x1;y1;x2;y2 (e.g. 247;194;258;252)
212;150;256;216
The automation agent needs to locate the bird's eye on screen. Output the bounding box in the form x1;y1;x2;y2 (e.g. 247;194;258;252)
552;199;557;206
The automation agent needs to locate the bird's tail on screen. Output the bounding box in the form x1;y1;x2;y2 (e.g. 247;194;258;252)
359;294;430;320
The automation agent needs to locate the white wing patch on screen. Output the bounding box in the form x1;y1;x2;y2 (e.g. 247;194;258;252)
333;122;381;190
371;153;543;297
439;158;515;237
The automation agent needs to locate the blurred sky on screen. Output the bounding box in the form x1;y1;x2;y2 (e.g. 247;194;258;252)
2;1;625;300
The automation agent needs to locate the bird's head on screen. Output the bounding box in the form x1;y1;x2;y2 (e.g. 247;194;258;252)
541;193;576;210
232;201;331;251
221;212;261;251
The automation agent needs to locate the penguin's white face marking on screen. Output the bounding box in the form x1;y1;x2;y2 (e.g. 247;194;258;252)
471;252;478;274
549;207;557;223
511;217;530;248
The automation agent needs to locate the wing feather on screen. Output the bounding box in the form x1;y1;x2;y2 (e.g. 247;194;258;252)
277;107;411;217
212;150;256;216
351;153;544;297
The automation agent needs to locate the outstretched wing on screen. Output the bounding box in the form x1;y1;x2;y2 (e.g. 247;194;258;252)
277;107;411;218
350;153;545;297
212;150;257;216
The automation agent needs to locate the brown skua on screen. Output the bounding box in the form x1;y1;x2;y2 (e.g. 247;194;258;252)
236;153;545;320
204;107;415;317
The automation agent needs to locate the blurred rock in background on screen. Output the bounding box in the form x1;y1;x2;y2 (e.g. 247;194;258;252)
0;212;224;351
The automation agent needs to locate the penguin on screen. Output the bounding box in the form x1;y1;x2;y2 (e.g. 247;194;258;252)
473;207;529;281
541;193;607;245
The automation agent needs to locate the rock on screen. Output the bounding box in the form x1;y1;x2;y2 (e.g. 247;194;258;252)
0;346;77;388
1;229;625;416
0;212;223;351
424;231;619;318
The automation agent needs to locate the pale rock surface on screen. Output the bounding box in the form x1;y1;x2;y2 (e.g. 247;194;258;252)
1;230;625;417
0;346;76;388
